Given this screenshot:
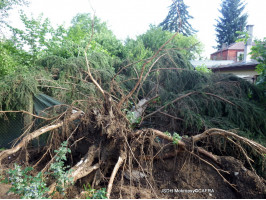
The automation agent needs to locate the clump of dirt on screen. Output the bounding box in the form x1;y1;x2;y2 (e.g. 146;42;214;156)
0;183;19;199
219;156;266;198
110;152;265;199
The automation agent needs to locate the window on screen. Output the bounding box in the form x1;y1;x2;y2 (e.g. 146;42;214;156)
237;52;244;62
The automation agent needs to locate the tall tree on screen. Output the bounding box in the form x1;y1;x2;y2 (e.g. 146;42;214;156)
159;0;196;36
215;0;248;49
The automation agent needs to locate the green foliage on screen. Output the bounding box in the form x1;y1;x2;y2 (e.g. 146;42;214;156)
0;38;32;77
215;0;248;49
123;25;202;73
83;184;107;199
195;64;212;74
124;109;137;124
144;70;266;145
236;30;249;44
120;26;201;91
49;141;73;195
159;0;196;36
46;13;124;59
8;11;53;64
7;164;49;199
164;131;182;145
0;68;40;111
136;25;202;60
172;132;182;144
6;141;73;198
0;40;18;76
250;38;266;88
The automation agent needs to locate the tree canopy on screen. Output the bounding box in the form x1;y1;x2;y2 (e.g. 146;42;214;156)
251;38;266;89
215;0;248;49
159;0;196;36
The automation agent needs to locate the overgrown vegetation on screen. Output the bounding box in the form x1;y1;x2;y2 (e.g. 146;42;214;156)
251;38;266;89
0;3;265;199
4;141;73;198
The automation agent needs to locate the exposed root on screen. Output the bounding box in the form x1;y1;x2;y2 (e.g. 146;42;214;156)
70;145;99;182
192;128;266;155
1;107;265;199
107;151;126;199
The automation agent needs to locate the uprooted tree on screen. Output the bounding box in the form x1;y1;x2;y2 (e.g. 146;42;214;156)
0;11;266;199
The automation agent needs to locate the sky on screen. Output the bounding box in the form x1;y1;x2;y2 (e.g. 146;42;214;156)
7;0;266;59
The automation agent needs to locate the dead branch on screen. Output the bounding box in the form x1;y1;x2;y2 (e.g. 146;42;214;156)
135;53;167;99
84;52;105;97
143;91;197;120
0;111;83;164
117;31;181;109
82;9;106;98
196;147;219;163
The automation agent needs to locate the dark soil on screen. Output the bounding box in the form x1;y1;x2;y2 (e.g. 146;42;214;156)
1;150;265;199
110;152;265;199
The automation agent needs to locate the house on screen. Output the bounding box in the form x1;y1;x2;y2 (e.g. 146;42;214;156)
210;25;258;83
210;60;259;83
191;25;258;83
210;42;246;62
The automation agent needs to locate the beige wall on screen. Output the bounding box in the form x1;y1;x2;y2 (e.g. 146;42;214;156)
215;69;258;83
217;69;258;77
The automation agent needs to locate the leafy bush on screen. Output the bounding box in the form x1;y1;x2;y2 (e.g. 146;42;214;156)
251;38;266;88
49;141;73;195
195;64;212;74
7;164;49;199
6;141;73;198
83;184;107;199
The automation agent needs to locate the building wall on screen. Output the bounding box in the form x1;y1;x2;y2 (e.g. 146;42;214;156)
227;50;244;61
211;50;227;60
214;69;258;83
211;50;244;61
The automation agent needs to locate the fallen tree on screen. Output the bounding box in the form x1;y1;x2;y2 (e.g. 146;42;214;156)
0;22;265;199
1;102;265;198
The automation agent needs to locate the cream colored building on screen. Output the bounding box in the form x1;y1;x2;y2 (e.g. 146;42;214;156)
211;61;259;83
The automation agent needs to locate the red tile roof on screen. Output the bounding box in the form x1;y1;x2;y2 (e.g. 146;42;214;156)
211;42;255;55
227;41;245;50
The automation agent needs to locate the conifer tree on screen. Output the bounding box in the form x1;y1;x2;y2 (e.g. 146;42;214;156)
159;0;196;36
215;0;248;49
